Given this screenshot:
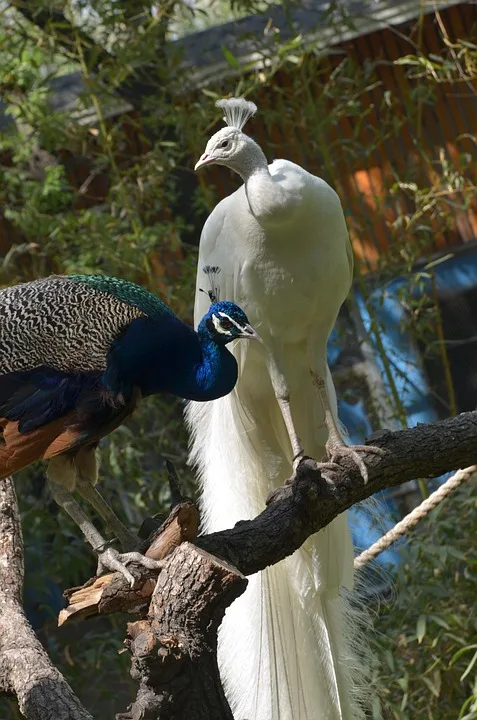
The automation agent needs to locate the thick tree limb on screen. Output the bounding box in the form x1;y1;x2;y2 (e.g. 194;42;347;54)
112;410;477;719
0;478;93;720
4;411;477;719
198;411;477;575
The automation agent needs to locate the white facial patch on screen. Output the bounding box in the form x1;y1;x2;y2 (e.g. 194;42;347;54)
211;311;243;335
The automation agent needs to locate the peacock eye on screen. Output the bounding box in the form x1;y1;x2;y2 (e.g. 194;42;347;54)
220;318;233;330
220;140;229;149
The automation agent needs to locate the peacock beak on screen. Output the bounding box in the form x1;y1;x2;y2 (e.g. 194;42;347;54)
194;153;214;171
239;324;262;343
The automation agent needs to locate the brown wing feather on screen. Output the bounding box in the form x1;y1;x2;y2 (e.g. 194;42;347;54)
0;414;82;480
0;387;141;480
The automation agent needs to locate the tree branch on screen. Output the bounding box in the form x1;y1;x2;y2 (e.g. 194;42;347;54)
60;410;477;626
5;411;477;719
0;478;93;720
117;543;246;720
111;410;475;718
198;410;477;575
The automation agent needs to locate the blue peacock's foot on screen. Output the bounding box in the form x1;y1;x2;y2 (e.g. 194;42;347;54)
95;545;163;587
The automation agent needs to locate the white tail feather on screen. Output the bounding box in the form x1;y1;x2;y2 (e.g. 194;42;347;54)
186;366;371;720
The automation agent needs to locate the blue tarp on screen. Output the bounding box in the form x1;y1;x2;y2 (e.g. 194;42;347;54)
333;250;477;570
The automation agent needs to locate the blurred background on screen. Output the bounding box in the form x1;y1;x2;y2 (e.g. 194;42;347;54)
0;1;476;717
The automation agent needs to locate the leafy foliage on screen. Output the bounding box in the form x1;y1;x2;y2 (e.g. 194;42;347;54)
373;479;477;719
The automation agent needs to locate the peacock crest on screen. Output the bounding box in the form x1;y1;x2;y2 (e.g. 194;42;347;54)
201;265;221;304
216;97;257;131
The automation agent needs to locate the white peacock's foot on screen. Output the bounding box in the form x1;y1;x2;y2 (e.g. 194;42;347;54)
325;439;386;484
266;453;311;504
95;546;163;587
315;460;343;476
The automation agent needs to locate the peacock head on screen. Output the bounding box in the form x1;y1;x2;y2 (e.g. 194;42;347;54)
198;301;260;346
194;98;266;178
195;126;246;170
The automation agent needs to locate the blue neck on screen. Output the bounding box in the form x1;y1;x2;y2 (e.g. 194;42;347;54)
103;316;238;402
187;336;238;401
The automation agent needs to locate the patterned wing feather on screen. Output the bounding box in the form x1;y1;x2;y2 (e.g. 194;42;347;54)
0;274;170;375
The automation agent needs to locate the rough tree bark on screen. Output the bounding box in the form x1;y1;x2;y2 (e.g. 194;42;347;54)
0;478;93;720
0;411;476;719
117;544;247;720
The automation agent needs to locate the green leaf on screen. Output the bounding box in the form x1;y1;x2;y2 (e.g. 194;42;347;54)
450;646;477;667
417;615;427;644
461;651;477;682
221;45;240;69
422;675;441;698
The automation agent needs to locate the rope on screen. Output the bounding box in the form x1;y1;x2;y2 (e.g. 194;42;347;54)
354;465;477;570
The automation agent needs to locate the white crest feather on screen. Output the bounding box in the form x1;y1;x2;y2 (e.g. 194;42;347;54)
216;97;257;131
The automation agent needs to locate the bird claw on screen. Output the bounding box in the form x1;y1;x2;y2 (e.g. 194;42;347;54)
96;547;163;587
325;442;385;484
266;454;315;504
315;460;343;476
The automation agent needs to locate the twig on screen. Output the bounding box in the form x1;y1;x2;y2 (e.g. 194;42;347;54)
9;1;110;68
165;459;187;507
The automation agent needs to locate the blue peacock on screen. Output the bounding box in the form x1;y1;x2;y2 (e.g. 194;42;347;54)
0;273;258;583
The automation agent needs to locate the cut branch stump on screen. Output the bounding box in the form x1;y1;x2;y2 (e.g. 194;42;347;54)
117;542;247;720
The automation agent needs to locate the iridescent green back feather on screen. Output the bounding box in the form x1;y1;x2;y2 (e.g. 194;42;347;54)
69;274;174;318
